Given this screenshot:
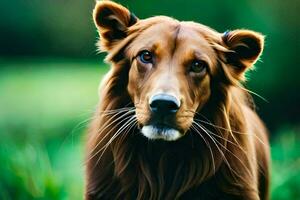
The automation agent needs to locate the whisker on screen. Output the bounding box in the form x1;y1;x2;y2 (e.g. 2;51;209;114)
98;107;135;117
113;121;138;175
193;122;254;180
90;109;136;147
200;127;247;154
190;111;268;147
195;118;268;147
95;115;137;166
193;118;245;151
59;115;95;153
238;85;268;103
190;124;216;174
192;121;235;176
118;116;138;143
87;111;136;162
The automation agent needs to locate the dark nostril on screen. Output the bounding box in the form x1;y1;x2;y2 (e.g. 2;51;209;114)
149;94;180;114
150;99;179;113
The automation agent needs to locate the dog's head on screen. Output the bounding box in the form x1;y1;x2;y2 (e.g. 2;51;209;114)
93;1;264;141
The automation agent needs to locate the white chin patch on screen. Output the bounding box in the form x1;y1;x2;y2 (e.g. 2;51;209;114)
141;125;182;141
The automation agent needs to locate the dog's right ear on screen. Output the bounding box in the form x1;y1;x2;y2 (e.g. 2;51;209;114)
93;1;138;51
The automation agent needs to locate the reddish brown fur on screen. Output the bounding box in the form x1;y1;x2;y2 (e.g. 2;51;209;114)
85;1;270;199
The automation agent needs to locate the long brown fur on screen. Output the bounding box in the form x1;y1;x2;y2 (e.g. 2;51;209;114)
85;1;270;199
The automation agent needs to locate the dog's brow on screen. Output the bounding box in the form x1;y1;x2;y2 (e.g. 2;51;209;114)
170;24;181;57
183;49;207;60
194;51;210;61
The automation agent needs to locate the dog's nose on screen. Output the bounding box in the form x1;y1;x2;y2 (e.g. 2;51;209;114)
149;94;180;114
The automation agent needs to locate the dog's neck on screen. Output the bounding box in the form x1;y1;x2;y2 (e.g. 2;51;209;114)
102;122;221;198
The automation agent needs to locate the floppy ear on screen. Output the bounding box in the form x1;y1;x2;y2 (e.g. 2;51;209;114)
93;0;138;51
222;30;264;80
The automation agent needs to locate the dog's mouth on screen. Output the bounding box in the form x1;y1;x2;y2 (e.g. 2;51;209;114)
140;123;183;141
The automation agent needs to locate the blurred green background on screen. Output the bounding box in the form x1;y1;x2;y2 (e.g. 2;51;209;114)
0;0;299;199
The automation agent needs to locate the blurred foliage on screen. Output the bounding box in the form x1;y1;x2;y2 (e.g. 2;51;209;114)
0;59;107;199
0;0;299;199
0;0;96;57
271;127;300;200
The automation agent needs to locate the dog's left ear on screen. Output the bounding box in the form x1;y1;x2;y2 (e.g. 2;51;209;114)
222;30;264;80
93;1;138;51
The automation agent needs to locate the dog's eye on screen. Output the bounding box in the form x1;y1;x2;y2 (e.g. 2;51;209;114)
190;60;207;74
138;50;153;64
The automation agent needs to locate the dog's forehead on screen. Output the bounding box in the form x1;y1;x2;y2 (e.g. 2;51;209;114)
128;17;218;60
128;19;179;52
175;23;216;54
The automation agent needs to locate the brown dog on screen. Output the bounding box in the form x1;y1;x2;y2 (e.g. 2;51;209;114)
85;1;270;199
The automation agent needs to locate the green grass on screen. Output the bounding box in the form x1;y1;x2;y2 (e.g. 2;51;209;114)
0;58;108;199
0;59;299;199
271;128;300;199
